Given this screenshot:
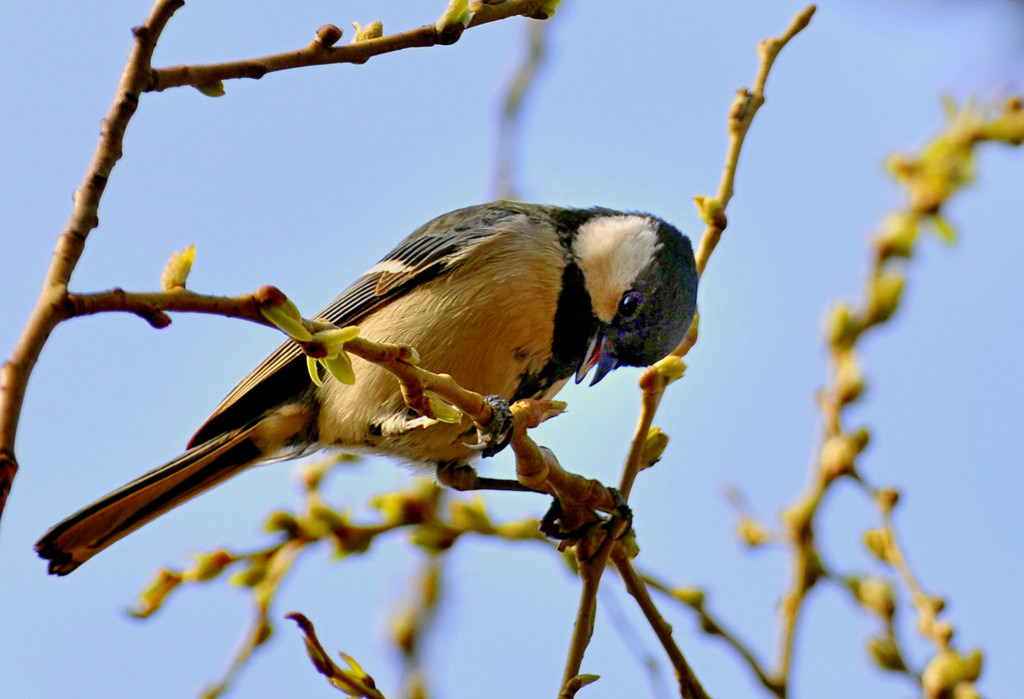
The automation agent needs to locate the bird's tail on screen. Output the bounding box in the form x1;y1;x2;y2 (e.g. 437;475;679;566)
36;425;264;576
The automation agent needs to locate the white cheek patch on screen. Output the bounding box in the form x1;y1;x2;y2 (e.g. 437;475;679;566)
573;215;660;322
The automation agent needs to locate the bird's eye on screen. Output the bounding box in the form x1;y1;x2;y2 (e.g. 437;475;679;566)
618;291;641;318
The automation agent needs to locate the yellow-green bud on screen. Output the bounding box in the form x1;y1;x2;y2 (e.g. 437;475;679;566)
230;559;269;588
736;516;768;547
264;510;302;537
186;549;235;582
876;487;900;514
160;244;195;290
449;497;494;534
885;153;917;181
670;587;706;608
826;303;861;351
693;195;726;228
532;0;563;20
351;20;383;43
311;326;360;353
857;577;895;622
307;356;323;386
874;212;918;260
933;620;954;646
258;289;312;341
929;214;958;245
391;608;417;655
496;519;543;541
835;352;866;404
194;81;225;97
868;635;907;672
866;272;905;325
863;527;893;564
435;0;474;37
922;649;984;698
641;427;669;469
128;568;183;618
820;434;858;481
781;498;815;539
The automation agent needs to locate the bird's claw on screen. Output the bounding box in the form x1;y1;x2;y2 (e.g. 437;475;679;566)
466;394;514;458
539;487;633;540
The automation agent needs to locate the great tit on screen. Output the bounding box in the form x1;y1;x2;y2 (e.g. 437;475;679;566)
36;201;698;575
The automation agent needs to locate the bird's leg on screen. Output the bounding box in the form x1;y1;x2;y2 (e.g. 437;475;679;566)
435;461;538;493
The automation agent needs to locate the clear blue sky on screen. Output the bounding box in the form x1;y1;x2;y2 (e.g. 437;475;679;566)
2;1;1023;697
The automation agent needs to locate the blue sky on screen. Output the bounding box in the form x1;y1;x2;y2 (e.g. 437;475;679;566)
2;1;1023;697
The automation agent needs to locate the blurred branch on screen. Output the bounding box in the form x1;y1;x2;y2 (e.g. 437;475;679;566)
387;557;443;699
641;573;783;696
130;459;551;696
493;20;550;200
771;96;1024;697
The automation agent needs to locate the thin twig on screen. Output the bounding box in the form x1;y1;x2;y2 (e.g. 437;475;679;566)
613;551;710;699
693;5;816;278
148;0;552;92
641;573;783;696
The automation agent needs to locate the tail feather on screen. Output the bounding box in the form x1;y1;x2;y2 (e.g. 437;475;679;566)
36;425;263;576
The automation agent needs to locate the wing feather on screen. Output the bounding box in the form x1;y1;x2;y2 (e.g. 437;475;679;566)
189;204;533;447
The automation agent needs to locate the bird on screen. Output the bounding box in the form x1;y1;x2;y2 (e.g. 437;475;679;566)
36;201;699;575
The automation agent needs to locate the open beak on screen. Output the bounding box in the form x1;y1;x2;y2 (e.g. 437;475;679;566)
575;332;619;386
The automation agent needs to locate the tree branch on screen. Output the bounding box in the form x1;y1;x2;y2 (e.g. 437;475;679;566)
0;0;184;523
0;0;556;527
148;0;553;93
693;4;816;278
613;551;710;699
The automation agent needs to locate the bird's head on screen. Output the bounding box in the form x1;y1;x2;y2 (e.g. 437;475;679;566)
572;212;698;385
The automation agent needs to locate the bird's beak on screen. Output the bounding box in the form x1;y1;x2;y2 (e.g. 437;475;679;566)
575;331;619;386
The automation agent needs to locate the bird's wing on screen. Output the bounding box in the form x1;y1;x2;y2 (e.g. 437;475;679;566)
188;203;535;447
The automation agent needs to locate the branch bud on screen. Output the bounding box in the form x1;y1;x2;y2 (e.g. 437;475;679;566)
863;527;894;564
826;303;861;351
866;272;904;325
351;21;383;43
314;24;343;47
160;244;195;290
641;427;669;469
867;635;907;672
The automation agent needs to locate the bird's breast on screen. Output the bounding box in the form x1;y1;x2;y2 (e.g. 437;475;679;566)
316;225;568;464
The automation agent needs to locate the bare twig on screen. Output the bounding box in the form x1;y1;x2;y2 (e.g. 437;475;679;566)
148;0;553;93
641;573;783;696
613;551;710;699
692;5;816;278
